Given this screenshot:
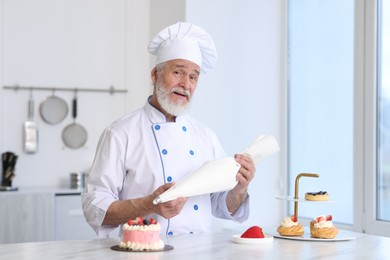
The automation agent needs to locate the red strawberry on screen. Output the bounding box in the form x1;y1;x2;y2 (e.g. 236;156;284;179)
127;219;136;225
316;216;326;222
149;218;157;225
291;215;297;222
241;226;265;238
326;214;332;221
134;217;144;225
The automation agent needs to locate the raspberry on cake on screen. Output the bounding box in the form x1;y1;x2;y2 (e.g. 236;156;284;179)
277;215;304;236
119;217;164;251
305;191;329;201
310;214;339;239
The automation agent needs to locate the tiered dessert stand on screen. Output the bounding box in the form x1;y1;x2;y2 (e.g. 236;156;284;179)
273;173;355;241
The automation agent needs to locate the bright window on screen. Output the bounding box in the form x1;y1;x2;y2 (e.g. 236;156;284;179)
377;0;390;222
288;0;354;224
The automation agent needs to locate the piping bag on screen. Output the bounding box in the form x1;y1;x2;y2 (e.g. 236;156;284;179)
153;134;280;204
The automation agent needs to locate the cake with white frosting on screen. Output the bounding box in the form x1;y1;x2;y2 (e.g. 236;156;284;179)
119;217;164;251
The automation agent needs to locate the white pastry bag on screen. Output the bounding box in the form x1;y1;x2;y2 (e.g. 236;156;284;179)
153;134;280;204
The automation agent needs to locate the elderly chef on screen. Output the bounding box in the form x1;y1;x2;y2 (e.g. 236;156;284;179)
82;22;256;238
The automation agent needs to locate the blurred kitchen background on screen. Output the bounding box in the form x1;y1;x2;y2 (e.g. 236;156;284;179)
1;0;390;243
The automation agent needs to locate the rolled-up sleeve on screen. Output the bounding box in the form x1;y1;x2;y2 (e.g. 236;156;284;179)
210;192;250;222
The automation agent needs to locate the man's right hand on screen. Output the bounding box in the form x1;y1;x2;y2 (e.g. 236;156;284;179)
150;183;188;219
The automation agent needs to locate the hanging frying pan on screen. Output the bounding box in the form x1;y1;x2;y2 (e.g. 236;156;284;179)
40;91;68;125
62;94;87;149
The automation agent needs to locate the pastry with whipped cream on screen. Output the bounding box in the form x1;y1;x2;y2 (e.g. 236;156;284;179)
310;215;339;239
277;215;304;236
119;217;164;251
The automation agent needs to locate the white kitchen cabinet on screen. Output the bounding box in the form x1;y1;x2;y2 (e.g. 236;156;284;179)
0;190;54;243
54;193;97;241
0;188;100;243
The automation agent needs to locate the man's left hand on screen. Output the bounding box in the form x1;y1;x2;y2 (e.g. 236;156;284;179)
233;154;256;193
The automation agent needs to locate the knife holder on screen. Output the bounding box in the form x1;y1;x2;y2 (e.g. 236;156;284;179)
1;152;18;187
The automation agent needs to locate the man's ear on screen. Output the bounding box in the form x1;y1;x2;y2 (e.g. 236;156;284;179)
151;67;158;84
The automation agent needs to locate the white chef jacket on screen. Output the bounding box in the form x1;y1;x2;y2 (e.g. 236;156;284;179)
81;97;249;238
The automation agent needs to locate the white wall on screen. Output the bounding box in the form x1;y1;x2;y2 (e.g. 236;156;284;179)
0;0;151;188
182;0;286;230
1;0;286;231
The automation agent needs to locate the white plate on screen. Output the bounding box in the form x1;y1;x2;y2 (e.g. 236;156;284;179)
231;234;274;244
275;196;338;203
269;228;355;242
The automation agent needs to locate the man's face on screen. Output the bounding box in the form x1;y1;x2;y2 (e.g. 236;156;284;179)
155;59;200;116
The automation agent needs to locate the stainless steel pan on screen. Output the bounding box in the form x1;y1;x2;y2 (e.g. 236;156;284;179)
62;96;87;149
40;93;68;125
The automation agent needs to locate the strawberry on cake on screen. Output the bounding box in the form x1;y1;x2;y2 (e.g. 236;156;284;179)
310;215;339;239
119;217;164;251
277;215;304;236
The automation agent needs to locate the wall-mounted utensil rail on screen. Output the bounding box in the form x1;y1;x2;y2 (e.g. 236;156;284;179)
3;85;127;95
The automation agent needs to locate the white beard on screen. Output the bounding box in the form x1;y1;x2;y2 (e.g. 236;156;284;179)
156;83;191;116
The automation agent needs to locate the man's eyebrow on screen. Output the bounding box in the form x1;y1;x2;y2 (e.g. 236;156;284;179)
174;64;200;76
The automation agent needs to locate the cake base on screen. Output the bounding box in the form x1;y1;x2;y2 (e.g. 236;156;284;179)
111;244;174;252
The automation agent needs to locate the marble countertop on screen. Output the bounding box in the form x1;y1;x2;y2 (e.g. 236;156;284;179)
0;229;389;260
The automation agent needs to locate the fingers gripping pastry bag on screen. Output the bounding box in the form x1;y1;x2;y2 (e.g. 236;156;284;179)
153;135;280;204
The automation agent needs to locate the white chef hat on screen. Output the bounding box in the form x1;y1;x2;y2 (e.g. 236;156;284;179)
148;22;217;73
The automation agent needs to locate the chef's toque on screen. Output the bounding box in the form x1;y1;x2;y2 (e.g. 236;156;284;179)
148;22;217;73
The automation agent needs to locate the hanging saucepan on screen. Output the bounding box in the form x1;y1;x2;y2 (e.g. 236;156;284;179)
40;91;68;125
62;93;87;149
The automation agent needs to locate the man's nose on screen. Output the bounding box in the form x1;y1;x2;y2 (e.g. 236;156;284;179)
179;76;191;90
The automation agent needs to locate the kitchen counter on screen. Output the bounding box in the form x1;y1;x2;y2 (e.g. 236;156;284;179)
0;187;83;194
0;229;389;259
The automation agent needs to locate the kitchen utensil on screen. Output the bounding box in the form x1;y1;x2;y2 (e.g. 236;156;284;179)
1;151;18;187
231;234;274;244
153;157;240;205
40;91;68;124
70;172;87;189
23;91;38;153
62;93;87;149
153;134;280;204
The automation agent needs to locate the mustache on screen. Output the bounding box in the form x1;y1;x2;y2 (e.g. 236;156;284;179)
170;87;191;98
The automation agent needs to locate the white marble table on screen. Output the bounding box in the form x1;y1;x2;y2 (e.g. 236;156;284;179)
0;229;389;260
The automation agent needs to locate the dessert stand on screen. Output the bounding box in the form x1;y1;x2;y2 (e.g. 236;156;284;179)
272;173;355;241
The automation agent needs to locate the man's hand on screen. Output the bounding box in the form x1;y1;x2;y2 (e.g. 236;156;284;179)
233;154;256;193
150;183;188;219
226;154;256;215
103;182;187;226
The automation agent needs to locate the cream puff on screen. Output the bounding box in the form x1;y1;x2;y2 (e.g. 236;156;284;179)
310;215;339;239
277;215;304;236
